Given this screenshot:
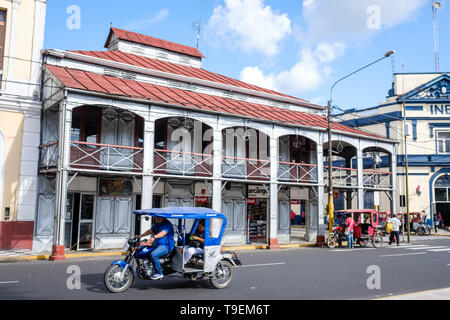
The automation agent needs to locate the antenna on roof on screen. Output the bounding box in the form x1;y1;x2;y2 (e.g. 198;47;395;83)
192;0;205;49
432;0;441;72
192;20;201;49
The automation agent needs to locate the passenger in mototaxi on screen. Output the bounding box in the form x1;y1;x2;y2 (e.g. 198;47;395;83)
357;213;371;237
183;219;206;269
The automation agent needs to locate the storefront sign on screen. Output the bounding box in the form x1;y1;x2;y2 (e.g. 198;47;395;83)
248;185;269;198
430;104;450;115
195;196;210;204
290;199;300;205
99;178;133;197
247;198;258;205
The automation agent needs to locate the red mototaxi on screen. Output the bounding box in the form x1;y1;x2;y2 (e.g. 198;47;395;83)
334;209;384;248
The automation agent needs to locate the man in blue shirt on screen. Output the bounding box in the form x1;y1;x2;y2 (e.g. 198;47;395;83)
139;217;174;280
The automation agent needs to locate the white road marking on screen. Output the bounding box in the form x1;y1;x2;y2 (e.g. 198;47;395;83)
391;244;429;249
330;248;376;252
236;262;285;268
427;248;450;252
380;252;427;257
407;246;446;250
0;281;19;284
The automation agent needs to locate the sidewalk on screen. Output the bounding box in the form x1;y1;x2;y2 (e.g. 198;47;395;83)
0;233;316;262
375;287;450;300
1;227;448;263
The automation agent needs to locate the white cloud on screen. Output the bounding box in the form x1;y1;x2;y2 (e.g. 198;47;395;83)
298;0;427;45
125;8;169;30
240;42;345;93
207;0;291;57
240;0;426;95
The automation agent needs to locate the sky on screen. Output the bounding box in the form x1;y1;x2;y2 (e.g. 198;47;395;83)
44;0;450;112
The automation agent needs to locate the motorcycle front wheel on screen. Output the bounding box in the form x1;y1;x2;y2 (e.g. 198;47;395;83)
210;260;233;289
104;264;134;293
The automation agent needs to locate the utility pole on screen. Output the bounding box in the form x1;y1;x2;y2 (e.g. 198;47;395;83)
327;50;395;234
401;68;411;243
327;100;334;234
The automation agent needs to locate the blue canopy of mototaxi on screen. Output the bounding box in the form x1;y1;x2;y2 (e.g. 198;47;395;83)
133;207;227;220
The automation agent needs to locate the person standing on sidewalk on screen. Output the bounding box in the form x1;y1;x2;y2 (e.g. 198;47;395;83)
437;212;444;229
388;215;401;246
345;213;354;249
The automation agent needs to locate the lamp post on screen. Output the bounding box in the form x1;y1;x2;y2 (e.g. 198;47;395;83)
327;50;395;234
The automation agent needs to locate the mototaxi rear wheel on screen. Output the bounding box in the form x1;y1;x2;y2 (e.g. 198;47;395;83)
372;233;383;248
210;260;233;289
326;235;337;248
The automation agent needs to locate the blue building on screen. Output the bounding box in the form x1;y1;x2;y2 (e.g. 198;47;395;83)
338;72;450;227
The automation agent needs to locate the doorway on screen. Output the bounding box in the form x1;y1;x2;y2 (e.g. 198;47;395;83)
435;203;450;227
65;193;95;250
247;198;268;243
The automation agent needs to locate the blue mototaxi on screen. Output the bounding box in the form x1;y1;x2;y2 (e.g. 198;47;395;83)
103;207;242;293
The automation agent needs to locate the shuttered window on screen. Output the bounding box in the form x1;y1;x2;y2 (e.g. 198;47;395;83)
0;10;6;82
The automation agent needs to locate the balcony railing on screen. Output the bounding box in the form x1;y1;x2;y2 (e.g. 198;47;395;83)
70;141;143;172
278;161;318;184
222;155;270;180
324;166;358;188
153;149;213;177
363;169;392;189
39;141;58;169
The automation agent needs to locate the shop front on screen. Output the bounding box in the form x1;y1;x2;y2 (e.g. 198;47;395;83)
247;185;268;243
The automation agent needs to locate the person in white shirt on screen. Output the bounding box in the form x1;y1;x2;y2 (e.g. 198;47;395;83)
387;215;401;246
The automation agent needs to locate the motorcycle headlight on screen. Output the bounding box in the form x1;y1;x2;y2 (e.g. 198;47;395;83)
123;242;129;251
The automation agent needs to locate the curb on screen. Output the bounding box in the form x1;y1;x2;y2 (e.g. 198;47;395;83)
373;286;450;300
0;251;126;263
0;243;317;262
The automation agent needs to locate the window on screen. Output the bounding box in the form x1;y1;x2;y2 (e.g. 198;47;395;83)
209;218;223;239
0;10;6;86
71;107;100;147
435;175;450;202
437;132;450;153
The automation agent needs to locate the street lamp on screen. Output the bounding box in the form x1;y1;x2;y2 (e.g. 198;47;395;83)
327;50;395;234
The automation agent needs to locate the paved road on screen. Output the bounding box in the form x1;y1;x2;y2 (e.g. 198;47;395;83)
0;238;449;300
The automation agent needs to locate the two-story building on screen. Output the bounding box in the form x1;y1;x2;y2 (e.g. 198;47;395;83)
339;72;450;227
34;27;397;258
0;0;47;250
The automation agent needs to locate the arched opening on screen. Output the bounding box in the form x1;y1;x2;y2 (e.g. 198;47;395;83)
221;126;270;244
324;140;358;211
153;116;213;177
433;174;450;227
362;147;392;211
221;126;270;180
278;134;318;243
70;105;145;171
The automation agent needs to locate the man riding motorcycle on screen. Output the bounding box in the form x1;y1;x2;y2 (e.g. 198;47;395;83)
138;217;174;280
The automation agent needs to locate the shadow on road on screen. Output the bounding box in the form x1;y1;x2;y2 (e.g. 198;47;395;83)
81;272;217;295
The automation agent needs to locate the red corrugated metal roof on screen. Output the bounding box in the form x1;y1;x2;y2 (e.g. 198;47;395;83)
105;27;205;59
68;50;310;105
46;64;382;139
